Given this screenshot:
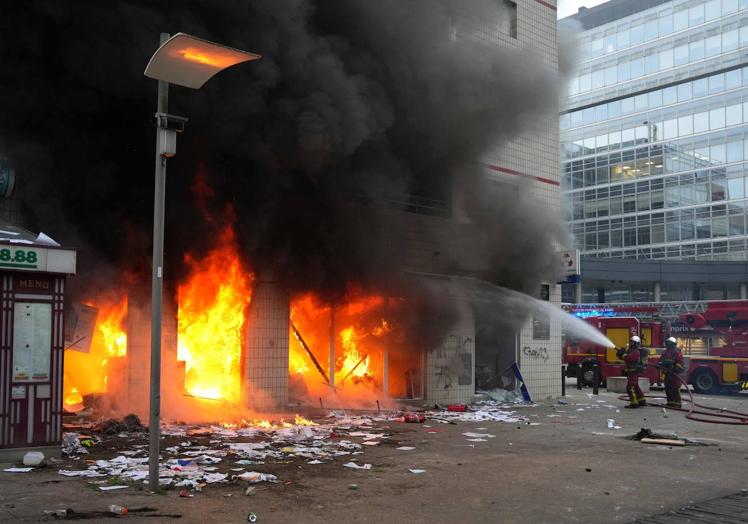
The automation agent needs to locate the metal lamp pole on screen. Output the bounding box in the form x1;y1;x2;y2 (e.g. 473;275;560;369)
148;31;170;492
144;31;261;493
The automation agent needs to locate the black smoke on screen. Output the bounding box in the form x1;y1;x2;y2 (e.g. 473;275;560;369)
0;0;570;301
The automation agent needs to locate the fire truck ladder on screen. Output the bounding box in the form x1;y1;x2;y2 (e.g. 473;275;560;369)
567;301;707;321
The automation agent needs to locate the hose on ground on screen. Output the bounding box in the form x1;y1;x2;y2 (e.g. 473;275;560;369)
617;373;748;425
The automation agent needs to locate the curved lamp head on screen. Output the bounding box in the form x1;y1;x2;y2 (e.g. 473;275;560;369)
144;32;261;89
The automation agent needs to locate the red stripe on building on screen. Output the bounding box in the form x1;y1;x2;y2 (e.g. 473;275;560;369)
484;164;560;186
533;0;557;11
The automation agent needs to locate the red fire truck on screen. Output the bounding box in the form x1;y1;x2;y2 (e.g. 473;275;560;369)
564;300;748;394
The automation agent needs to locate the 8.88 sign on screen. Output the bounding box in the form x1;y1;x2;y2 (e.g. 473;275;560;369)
0;248;39;266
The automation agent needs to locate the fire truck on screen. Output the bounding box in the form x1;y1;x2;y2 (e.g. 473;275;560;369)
563;300;748;394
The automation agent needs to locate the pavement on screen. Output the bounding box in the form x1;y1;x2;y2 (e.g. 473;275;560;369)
1;384;748;523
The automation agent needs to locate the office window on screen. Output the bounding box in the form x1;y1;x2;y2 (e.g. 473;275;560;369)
659;48;674;70
689;4;705;26
723;28;739;52
693;77;708;97
659;13;673;35
705;0;721;22
500;1;517;39
673;7;689;31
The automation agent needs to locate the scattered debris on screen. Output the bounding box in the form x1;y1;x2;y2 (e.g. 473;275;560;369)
23;451;45;466
396;446;415;451
108;504;128;516
98;485;128;491
628;428;711;446
462;432;496;439
247;512;258;523
641;438;685;447
409;469;426;474
348;484;359;490
430;403;527;424
96;414;146;436
62;432;89;455
238;471;278;484
607;419;621;430
343;462;371;470
3;467;33;473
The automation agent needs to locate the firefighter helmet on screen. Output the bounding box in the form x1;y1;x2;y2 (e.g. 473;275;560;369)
665;336;677;347
630;336;641;345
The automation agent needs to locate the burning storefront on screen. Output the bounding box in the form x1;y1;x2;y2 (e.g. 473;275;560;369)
3;0;567;423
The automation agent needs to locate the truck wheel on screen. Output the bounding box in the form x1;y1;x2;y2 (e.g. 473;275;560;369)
692;369;719;395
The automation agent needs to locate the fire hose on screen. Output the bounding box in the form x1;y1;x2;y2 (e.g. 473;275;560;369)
618;371;748;426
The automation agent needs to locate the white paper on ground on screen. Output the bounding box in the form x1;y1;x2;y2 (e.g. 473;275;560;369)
343;462;372;470
99;485;129;491
409;469;426;474
3;467;33;473
237;471;278;483
396;446;415;451
462;432;495;439
58;469;106;478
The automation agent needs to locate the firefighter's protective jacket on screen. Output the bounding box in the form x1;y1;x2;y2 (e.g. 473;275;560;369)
660;347;684;374
618;347;643;375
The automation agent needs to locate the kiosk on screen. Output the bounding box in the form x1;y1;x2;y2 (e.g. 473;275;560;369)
0;225;75;461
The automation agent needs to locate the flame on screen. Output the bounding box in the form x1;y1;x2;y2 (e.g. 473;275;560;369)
63;298;128;409
65;387;82;406
337;326;372;382
289;293;389;393
220;414;317;430
177;227;253;402
294;414;317;426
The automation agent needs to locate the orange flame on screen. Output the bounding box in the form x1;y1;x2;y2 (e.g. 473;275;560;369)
63;298;128;408
337;326;372;382
289;293;390;394
177;227;253;402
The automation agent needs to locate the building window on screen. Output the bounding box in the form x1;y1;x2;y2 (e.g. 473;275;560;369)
500;0;517;39
533;284;550;340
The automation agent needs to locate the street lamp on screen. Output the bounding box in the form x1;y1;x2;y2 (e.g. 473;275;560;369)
143;32;260;492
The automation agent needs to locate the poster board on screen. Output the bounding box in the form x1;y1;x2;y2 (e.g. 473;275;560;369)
12;302;52;382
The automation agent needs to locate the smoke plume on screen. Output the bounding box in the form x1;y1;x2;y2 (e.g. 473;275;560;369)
0;0;570;301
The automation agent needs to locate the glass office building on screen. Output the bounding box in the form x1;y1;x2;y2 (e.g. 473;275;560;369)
561;0;748;262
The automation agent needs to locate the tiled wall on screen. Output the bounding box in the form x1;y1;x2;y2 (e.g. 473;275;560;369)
517;284;563;400
466;0;564;400
243;282;289;410
425;291;476;405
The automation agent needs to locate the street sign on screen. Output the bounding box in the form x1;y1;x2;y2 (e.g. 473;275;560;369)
560;249;580;276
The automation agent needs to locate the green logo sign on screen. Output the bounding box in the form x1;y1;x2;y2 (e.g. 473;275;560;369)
0;248;39;269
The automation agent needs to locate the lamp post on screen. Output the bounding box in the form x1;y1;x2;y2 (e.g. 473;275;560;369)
143;32;260;492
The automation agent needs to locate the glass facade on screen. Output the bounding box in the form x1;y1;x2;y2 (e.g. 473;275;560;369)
562;0;748;261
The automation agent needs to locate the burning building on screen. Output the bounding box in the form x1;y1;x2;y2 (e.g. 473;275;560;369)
0;0;568;420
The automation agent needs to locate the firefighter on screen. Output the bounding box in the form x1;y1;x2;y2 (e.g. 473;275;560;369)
617;336;647;408
659;336;684;408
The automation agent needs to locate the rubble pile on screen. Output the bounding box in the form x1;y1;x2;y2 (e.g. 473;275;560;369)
58;413;391;488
